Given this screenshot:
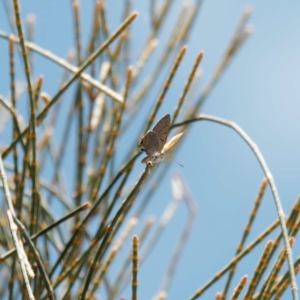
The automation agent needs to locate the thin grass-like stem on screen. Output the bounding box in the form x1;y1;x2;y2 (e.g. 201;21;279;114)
0;31;123;103
269;260;300;299
261;237;295;300
0;154;16;215
244;240;273;299
47;98;76;205
173;114;298;299
191;6;253;113
9;37;25;194
222;178;268;298
1;151;34;298
72;0;82;64
188;219;280;299
29;76;43;235
2;12;138;159
79;166;152;300
88;218;138;297
120;0;132;75
141;0;172;55
8;35;19;300
12;0;34;118
37;12;137;124
229;275;247;300
131;3;188;106
131;235;139;300
257;195;300;298
6;211;35;300
0;202;90;262
144;45;187;133
91;67;133;198
72;0;84;220
140;182;182;264
112;216;154;297
158;174;197;295
115;176;183;295
49;153;139;278
12;215;55;300
171;51;203;126
0;96;23;146
86;0;100;57
179;0;203;45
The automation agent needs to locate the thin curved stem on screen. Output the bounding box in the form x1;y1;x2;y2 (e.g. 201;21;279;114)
0;31;123;103
172;114;298;300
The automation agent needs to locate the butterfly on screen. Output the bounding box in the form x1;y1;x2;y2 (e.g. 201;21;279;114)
139;114;171;167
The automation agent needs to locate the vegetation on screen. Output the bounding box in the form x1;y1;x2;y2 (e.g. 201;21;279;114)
0;1;298;299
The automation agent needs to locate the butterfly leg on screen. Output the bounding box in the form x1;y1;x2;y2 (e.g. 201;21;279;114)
146;161;159;168
142;155;160;167
149;156;159;168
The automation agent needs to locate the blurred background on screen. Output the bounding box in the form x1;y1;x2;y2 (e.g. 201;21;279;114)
0;1;299;299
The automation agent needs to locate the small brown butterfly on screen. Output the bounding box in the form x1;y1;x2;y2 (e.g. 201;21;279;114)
139;114;171;167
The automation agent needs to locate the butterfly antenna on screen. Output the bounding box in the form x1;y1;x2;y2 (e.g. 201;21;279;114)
168;155;184;168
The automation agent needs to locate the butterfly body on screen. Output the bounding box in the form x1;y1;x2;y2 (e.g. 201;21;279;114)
139;114;170;167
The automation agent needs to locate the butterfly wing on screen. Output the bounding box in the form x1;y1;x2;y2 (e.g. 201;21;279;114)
139;131;160;156
152;114;171;151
